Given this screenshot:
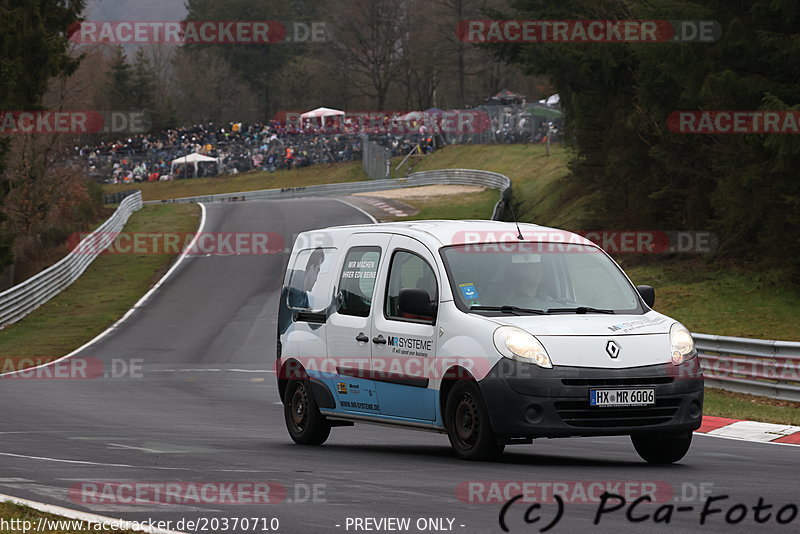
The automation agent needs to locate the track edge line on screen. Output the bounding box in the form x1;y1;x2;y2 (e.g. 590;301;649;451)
333;197;379;223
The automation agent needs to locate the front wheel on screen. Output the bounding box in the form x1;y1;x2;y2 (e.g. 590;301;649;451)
284;378;331;445
445;380;505;460
631;433;692;464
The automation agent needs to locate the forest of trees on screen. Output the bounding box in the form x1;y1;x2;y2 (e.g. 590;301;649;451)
0;0;104;284
495;0;800;276
89;0;545;127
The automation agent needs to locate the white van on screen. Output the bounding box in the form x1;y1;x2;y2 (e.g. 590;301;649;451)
276;221;703;463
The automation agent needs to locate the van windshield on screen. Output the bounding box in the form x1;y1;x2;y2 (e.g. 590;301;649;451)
440;242;642;314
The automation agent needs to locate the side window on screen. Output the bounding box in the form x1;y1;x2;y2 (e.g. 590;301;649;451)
337;247;381;317
385;250;438;323
286;248;337;312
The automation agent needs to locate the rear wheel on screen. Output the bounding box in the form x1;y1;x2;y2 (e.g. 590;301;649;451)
445;380;504;460
284;378;331;445
631;432;692;464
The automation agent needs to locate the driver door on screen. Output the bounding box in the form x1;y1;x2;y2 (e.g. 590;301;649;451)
370;235;439;420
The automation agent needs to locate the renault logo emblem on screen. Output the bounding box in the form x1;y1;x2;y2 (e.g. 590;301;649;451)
606;340;620;358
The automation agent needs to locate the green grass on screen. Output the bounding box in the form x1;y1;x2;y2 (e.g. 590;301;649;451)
409;144;585;228
383;189;500;222
0;203;199;367
0;502;139;533
103;161;367;202
703;388;800;426
624;260;800;340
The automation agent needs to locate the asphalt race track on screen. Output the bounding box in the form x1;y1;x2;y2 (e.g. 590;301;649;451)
1;198;797;534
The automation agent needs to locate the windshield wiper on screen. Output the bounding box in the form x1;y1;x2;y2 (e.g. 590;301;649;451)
546;306;615;314
469;305;546;315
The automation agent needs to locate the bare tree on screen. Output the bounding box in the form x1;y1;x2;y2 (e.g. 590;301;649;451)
326;0;412;110
434;0;474;104
171;48;260;124
396;0;445;110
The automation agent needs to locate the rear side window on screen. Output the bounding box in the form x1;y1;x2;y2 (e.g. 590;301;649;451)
384;250;438;323
286;247;337;312
337;247;381;317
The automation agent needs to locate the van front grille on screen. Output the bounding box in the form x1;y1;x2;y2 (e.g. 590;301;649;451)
554;398;682;428
561;377;673;387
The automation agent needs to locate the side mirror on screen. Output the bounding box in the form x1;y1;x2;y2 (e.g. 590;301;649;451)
636;285;655;308
398;288;435;319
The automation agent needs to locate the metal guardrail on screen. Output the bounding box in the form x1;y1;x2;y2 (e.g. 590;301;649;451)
694;334;800;402
149;168;512;221
103;189;140;205
0;192;143;328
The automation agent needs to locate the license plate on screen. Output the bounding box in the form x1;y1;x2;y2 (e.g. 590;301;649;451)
590;388;655;407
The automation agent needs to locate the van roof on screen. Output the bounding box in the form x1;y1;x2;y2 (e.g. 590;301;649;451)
308;220;593;249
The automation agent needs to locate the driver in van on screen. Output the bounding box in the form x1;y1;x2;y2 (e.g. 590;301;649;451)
278;247;326;334
492;254;553;308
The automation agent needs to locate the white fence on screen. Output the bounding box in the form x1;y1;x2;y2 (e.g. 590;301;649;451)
0;192;143;327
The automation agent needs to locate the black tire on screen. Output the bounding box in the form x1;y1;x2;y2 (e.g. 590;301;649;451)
631;433;692;464
284;378;331;445
445;380;505;460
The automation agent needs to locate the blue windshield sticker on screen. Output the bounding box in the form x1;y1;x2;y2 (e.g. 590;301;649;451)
459;283;479;300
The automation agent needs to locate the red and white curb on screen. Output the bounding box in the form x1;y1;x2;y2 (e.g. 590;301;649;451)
358;197;408;217
695;416;800;445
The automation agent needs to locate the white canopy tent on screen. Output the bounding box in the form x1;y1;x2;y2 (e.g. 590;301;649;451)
300;107;345;119
396;111;422;121
538;94;561;106
171;152;220;178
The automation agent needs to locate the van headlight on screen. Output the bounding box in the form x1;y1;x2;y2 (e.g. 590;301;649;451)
670;322;696;365
493;326;552;369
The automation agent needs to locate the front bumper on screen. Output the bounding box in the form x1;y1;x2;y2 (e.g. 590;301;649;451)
478;358;703;439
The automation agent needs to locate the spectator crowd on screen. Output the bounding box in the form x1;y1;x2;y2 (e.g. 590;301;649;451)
75;104;561;184
77;121;368;183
